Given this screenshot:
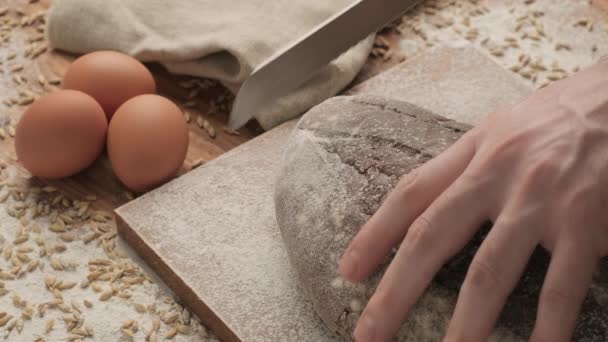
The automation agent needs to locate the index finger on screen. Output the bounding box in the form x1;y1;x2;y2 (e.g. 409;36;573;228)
339;131;477;282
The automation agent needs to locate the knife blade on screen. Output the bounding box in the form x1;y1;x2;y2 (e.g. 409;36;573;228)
228;0;422;129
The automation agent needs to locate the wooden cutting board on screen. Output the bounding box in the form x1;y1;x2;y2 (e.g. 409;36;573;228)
115;46;531;342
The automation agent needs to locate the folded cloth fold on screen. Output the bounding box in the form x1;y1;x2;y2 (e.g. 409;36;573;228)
47;0;374;130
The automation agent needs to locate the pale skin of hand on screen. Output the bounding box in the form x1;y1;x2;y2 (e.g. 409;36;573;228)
339;58;608;342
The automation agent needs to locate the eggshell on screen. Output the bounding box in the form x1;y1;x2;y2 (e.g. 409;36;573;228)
15;90;108;179
107;94;189;193
63;51;156;119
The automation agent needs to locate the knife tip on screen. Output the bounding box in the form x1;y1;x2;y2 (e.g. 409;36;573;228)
227;114;247;130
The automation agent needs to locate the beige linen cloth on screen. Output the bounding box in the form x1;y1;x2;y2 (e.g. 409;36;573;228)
47;0;374;130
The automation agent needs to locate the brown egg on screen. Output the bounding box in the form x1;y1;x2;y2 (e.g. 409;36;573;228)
63;51;156;119
107;94;189;192
15;90;107;179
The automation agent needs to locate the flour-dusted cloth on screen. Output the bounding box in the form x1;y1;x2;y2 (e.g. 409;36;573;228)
47;0;374;130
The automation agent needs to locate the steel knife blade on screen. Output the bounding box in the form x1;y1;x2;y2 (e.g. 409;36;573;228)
228;0;422;129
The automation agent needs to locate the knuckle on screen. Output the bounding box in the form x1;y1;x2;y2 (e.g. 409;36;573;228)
395;168;421;197
540;286;574;311
455;169;483;188
367;287;410;318
515;157;563;195
454;167;492;196
456;127;481;152
529;334;555;342
491;133;527;156
464;125;481;141
527;158;560;181
444;331;470;342
405;215;436;250
466;259;500;292
530;329;568;342
486;110;507;122
479;130;530;167
563;184;594;208
371;288;393;311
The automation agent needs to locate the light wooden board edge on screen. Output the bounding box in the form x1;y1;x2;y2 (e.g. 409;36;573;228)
115;213;243;342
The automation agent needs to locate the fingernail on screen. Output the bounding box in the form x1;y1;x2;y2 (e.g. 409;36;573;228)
354;312;376;342
339;248;359;279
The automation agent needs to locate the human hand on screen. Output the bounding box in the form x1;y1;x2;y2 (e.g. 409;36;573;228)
339;59;608;342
